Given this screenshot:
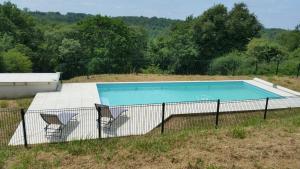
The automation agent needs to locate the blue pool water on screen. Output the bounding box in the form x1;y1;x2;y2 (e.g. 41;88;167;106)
97;81;282;106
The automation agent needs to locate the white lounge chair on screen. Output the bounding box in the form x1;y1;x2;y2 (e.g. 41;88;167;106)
95;104;127;127
40;112;78;138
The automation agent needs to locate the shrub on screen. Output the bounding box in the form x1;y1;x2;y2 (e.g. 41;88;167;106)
2;49;32;72
211;51;243;75
141;64;165;74
279;48;300;75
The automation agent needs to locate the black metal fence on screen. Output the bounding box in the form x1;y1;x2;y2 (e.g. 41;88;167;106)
0;108;23;147
208;60;300;76
65;61;300;81
1;96;300;148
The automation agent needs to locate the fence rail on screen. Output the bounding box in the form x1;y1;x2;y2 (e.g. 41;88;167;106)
68;61;300;81
1;96;300;148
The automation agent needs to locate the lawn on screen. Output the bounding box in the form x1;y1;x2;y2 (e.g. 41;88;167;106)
0;74;299;169
0;98;33;109
0;98;32;147
1;108;300;169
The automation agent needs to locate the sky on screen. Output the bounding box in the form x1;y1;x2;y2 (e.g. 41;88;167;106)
1;0;299;29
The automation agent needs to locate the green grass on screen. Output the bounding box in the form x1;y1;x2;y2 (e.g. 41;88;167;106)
0;98;33;110
187;158;205;169
0;109;299;168
0;109;21;146
231;127;246;139
0;98;32;149
0;101;9;108
206;164;221;169
187;160;221;169
15;98;33;108
0;148;13;168
0;108;300;168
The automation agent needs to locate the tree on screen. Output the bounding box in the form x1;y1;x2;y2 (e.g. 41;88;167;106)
148;19;199;74
226;3;262;50
126;26;148;73
247;38;286;63
0;54;4;72
114;16;181;39
194;4;229;63
57;38;85;78
290;48;300;59
279;48;300;75
276;30;300;52
2;48;32;72
0;2;42;49
0;33;14;52
148;36;173;72
193;3;262;73
166;21;199;74
0;2;45;72
37;24;76;72
77;15;147;74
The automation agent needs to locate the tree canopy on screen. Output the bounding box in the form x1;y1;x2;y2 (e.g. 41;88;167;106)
1;48;32;72
150;3;262;74
0;1;299;77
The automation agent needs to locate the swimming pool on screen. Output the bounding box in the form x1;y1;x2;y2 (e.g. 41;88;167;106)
97;81;283;106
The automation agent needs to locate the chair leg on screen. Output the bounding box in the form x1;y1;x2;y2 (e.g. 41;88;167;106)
109;118;113;127
59;127;62;138
44;125;49;137
59;125;65;138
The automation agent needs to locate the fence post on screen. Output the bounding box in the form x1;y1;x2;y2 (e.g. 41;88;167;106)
215;99;220;128
97;108;101;139
264;97;269;120
20;109;28;148
276;60;280;75
297;63;300;78
161;103;165;134
255;61;258;74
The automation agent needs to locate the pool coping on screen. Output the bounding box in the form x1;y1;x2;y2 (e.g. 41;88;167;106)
28;78;299;110
253;78;300;96
96;78;300;98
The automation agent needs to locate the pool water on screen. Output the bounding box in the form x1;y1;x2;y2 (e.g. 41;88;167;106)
97;81;282;106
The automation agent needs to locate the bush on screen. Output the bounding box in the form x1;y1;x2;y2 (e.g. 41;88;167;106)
211;51;243;75
2;49;32;72
279;59;299;75
141;64;165;74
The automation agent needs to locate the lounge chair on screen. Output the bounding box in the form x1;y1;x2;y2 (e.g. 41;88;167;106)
95;104;127;127
40;112;78;138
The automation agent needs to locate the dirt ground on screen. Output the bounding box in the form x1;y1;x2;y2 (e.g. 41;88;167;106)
65;74;253;83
